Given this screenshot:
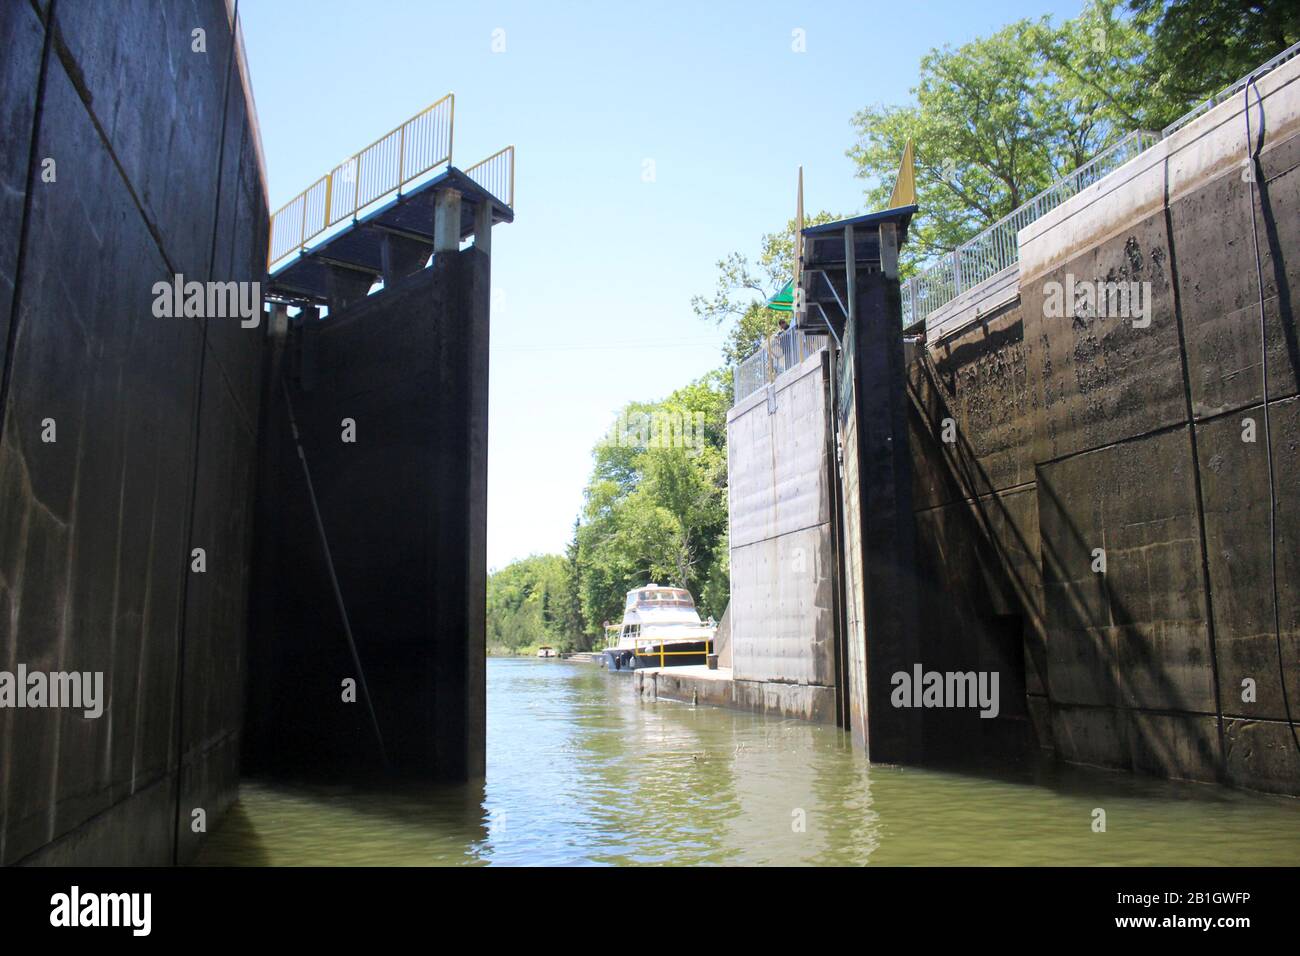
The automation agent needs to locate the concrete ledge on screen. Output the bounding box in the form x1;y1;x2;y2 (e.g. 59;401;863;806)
923;264;1020;345
633;666;837;724
1019;51;1300;281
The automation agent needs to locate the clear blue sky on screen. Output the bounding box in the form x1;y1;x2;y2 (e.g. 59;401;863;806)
239;0;1084;570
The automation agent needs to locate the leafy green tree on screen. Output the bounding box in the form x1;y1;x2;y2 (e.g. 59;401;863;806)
560;519;589;648
1031;1;1158;162
847;0;1299;274
848;18;1094;270
570;371;732;634
486;554;574;653
1130;0;1300;126
698;531;730;624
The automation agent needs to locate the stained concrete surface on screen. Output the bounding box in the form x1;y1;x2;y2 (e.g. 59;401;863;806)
0;0;268;863
634;665;837;724
902;53;1300;793
726;350;839;713
245;251;489;782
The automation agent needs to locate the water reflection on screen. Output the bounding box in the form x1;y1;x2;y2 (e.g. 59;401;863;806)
197;659;1300;866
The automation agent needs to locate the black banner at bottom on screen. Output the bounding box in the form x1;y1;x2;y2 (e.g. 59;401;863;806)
0;866;1284;941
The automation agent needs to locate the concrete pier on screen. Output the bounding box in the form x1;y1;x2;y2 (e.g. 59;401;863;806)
633;665;838;723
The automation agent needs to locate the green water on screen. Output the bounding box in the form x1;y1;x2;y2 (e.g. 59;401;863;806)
197;659;1300;866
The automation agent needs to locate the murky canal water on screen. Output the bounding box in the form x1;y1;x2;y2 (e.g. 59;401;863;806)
197;659;1300;866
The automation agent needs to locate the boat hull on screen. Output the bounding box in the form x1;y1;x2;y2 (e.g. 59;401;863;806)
600;640;711;672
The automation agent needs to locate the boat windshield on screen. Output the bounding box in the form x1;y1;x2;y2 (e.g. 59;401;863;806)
627;589;695;608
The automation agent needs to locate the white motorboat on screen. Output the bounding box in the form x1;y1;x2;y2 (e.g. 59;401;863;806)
600;584;715;672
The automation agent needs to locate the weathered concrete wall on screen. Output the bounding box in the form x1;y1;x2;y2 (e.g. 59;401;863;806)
0;0;269;863
907;298;1051;768
725;350;839;721
907;52;1300;793
245;249;489;782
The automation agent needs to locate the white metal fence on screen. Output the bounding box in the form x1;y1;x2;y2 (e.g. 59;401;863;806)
900;129;1159;327
733;327;824;405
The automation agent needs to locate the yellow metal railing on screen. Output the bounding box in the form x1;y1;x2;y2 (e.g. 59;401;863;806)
465;145;515;209
267;93;455;269
633;638;714;669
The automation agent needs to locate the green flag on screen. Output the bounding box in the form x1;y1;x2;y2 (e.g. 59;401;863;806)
766;280;794;313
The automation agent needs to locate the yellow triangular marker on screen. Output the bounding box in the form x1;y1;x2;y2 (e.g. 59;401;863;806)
888;139;916;208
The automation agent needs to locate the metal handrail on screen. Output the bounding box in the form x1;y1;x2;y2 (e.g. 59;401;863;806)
267;93;455;270
1162;39;1300;138
900;128;1159;327
897;42;1300;327
465;145;515;208
733;326;824;405
633;637;714;669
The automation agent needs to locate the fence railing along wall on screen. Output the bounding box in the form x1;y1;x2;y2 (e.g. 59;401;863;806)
734;128;1154;405
899;129;1159;327
899;38;1300;327
1161;38;1299;138
733;327;825;405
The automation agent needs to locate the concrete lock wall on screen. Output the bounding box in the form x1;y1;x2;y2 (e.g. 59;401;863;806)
908;53;1300;793
726;349;838;722
907;295;1043;768
244;249;489;782
0;0;269;863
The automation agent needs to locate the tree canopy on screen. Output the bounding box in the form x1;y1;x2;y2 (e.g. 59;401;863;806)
1130;0;1299;113
847;0;1297;274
